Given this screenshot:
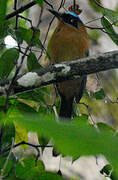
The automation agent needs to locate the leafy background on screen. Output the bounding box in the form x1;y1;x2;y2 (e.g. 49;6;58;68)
0;0;118;180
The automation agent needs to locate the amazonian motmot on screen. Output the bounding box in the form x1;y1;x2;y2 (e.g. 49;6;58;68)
48;5;89;120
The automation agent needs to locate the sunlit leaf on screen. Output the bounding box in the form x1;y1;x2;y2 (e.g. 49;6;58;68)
14;121;28;149
17;98;40;112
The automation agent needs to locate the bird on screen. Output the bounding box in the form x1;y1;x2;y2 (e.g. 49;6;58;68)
48;5;89;120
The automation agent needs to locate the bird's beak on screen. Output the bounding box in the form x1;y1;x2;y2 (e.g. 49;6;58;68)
48;9;62;20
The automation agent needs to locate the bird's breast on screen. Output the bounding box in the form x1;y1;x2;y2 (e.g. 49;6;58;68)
49;23;89;63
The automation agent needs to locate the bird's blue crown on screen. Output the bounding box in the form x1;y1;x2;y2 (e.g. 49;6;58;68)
65;11;83;24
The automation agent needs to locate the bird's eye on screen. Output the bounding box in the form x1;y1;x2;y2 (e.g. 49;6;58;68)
70;19;74;23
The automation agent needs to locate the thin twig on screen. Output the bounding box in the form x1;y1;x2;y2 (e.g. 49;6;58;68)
37;8;44;27
0;43;43;53
96;73;118;104
6;0;53;21
6;1;36;20
85;17;103;25
53;105;59;119
0;128;3;154
73;0;76;11
93;0;104;9
0;141;52;156
79;102;98;128
14;0;18;29
18;15;33;27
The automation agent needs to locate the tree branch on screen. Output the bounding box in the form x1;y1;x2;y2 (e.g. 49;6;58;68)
0;50;118;96
6;1;36;20
6;0;53;20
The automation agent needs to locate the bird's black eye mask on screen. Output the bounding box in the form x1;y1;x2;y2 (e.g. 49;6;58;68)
48;9;83;29
61;11;83;24
61;11;83;28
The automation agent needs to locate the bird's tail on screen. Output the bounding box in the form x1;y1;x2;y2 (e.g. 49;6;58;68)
59;97;74;119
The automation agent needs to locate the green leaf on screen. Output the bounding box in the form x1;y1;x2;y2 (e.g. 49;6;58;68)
0;157;12;177
38;136;49;152
89;0;101;12
73;114;89;126
100;164;112;176
15;27;41;47
17;98;40;112
0;96;6;106
0;0;8;39
15;157;45;180
38;172;65;180
101;8;118;26
32;27;42;47
3;107;118;177
83;89;89;97
14;121;28;149
17;87;49;103
92;88;106;100
97;122;115;134
15;27;31;45
89;30;101;41
100;164;118;180
35;0;44;8
101;17;118;45
1;123;15;151
5;171;21;180
27;52;41;71
0;48;19;79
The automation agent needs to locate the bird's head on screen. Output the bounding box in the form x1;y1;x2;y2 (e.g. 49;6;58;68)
48;8;83;28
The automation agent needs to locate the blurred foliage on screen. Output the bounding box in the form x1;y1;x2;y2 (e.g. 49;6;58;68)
0;0;118;180
88;0;102;12
88;29;101;43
